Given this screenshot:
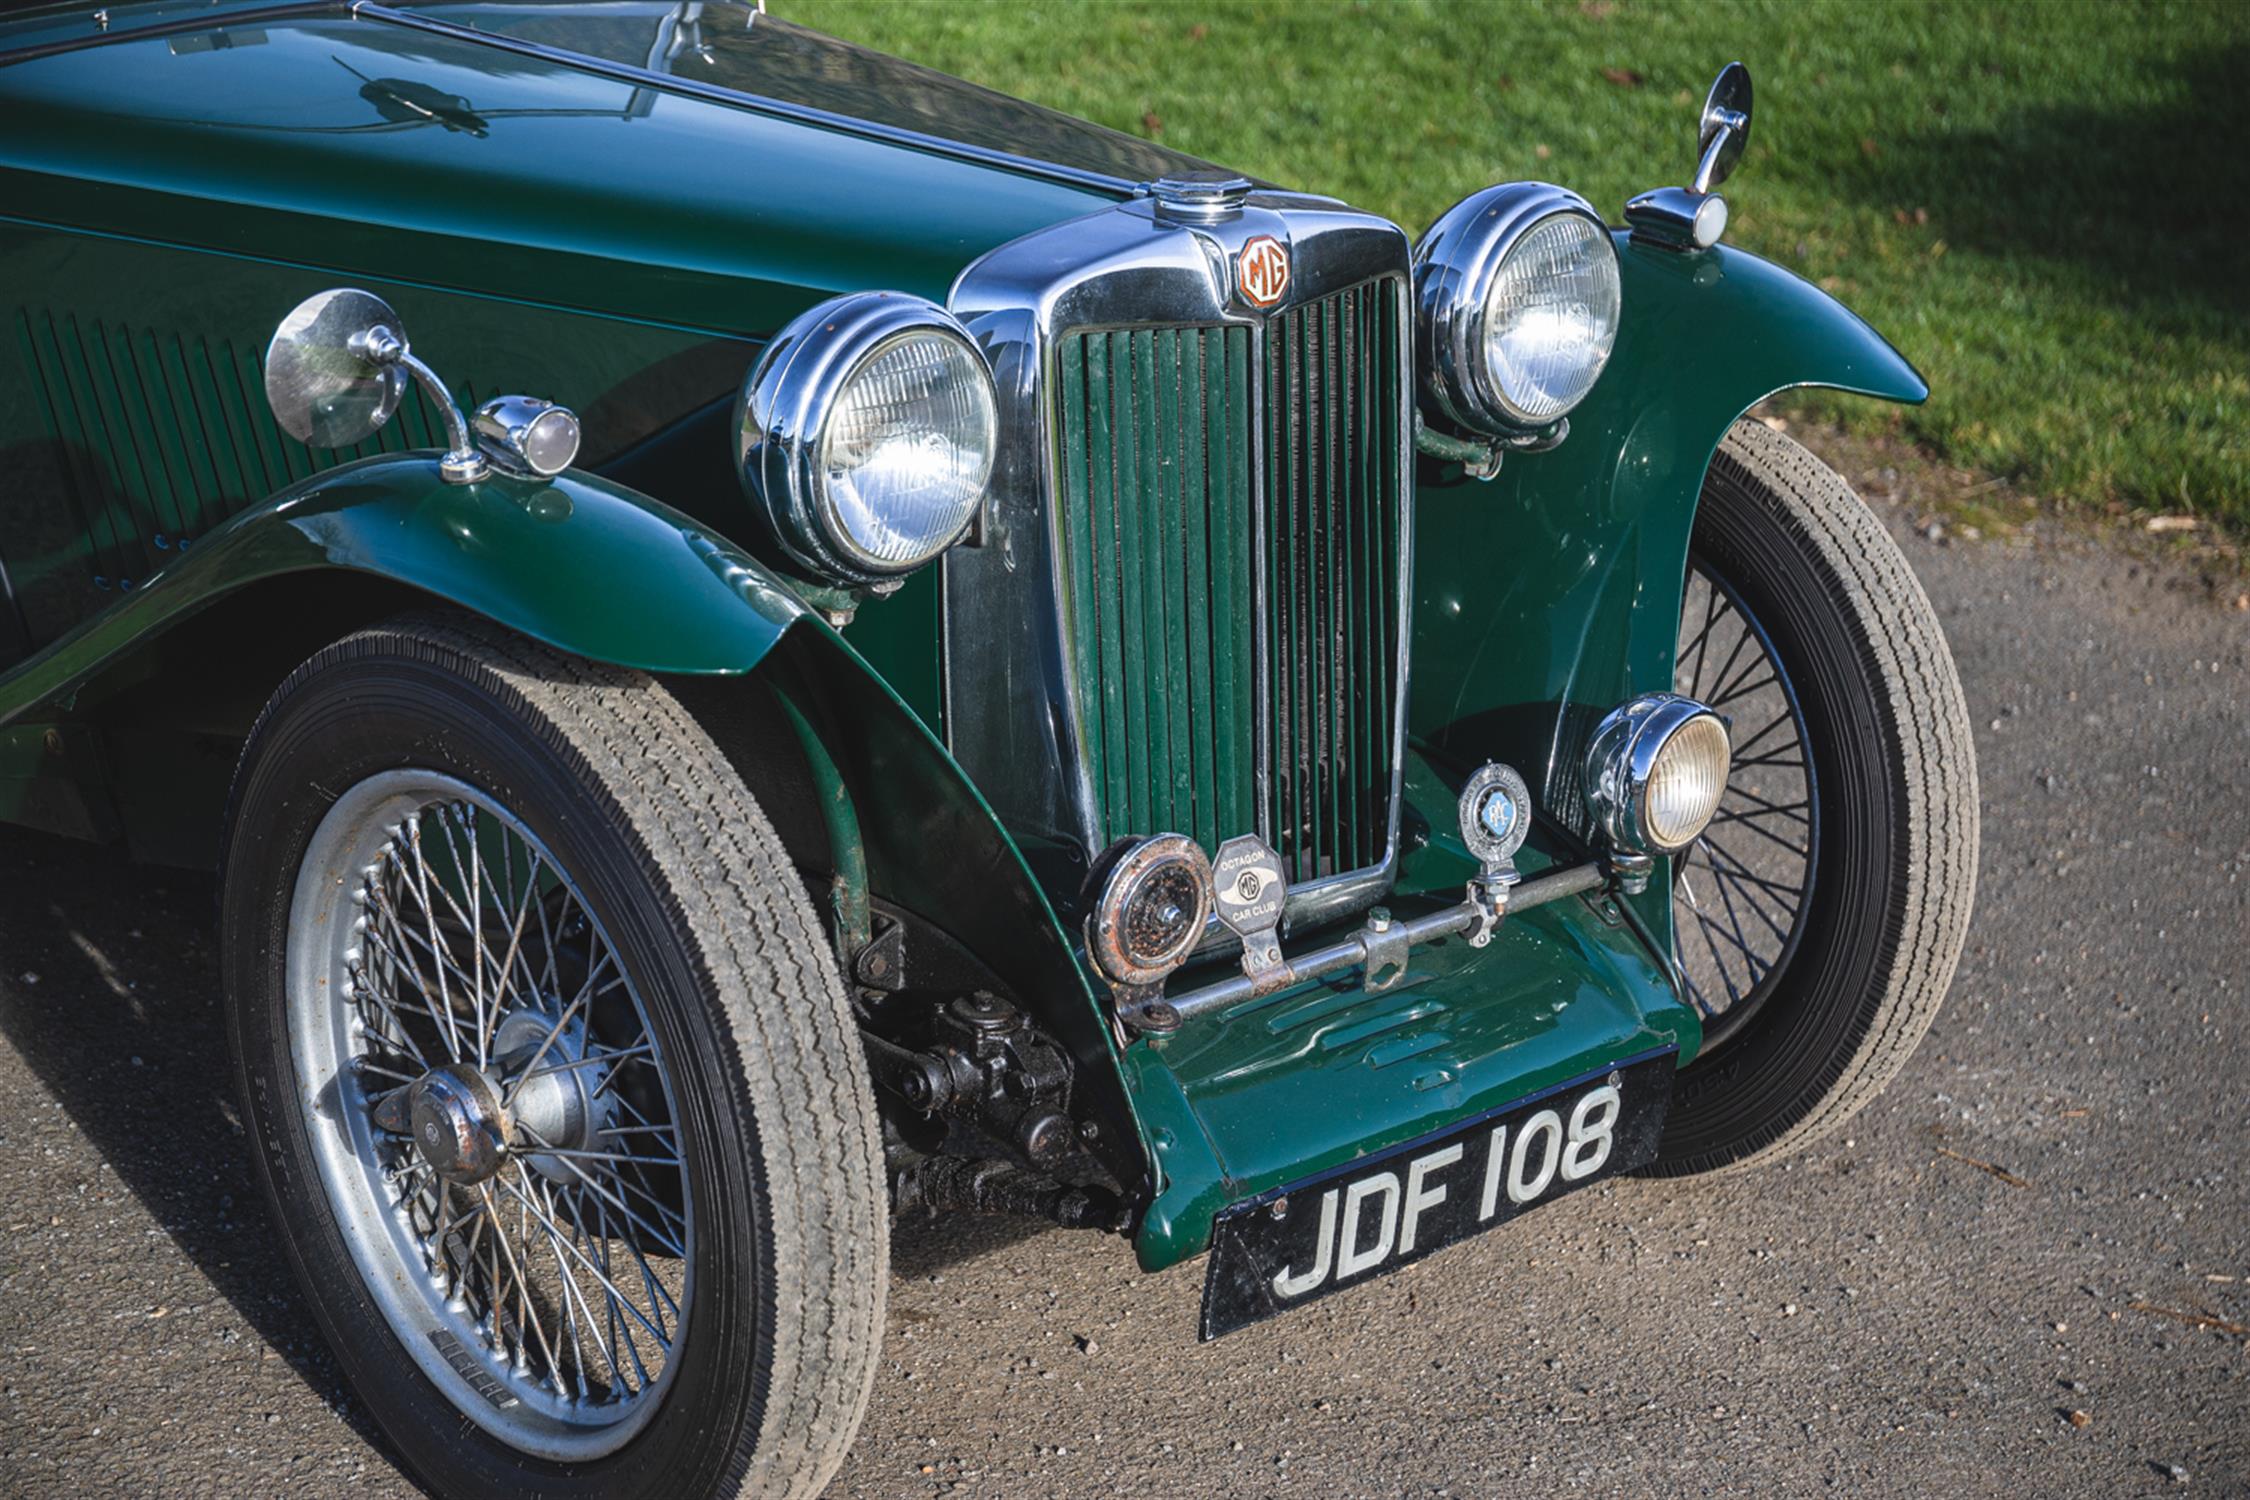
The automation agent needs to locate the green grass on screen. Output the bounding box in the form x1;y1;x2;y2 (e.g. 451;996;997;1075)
789;0;2249;532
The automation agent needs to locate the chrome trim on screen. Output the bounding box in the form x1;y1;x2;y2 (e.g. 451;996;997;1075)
1625;186;1729;253
1582;692;1731;855
734;291;995;585
1694;62;1754;194
350;2;1148;198
1412;182;1619;435
1149;173;1255;223
0;0;337;66
945;194;1415;937
472;395;582;478
1458;762;1533;868
1159;860;1608;1029
1627;62;1751;252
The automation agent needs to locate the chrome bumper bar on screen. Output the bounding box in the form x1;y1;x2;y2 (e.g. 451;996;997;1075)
1146;860;1609;1030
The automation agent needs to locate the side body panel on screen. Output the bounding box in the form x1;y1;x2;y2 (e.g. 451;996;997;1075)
0;3;1112;704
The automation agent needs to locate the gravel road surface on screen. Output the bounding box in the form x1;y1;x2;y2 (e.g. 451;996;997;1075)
1;471;2243;1498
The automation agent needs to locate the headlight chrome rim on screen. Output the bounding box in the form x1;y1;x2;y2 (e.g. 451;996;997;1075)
735;291;997;585
1583;692;1732;856
1413;182;1622;436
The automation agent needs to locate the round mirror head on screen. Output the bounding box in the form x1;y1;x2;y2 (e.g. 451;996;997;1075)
1697;61;1753;188
264;288;410;450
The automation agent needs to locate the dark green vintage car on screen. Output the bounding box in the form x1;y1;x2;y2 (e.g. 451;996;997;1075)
0;3;1978;1494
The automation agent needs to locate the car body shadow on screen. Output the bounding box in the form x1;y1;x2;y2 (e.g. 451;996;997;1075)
0;824;424;1490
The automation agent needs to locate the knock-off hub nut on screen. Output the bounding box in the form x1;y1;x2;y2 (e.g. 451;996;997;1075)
401;1063;511;1185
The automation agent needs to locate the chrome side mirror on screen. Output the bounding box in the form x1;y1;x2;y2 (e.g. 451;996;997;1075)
265;289;583;485
1624;61;1752;254
262;288;411;452
1693;61;1752;193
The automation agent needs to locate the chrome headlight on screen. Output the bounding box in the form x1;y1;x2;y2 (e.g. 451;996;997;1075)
736;292;998;585
1583;693;1731;855
1413;183;1622;435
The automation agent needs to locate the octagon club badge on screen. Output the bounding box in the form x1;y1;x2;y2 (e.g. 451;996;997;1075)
1237;235;1291;309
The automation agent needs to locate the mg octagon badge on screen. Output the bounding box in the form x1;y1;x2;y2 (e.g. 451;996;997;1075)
1237;235;1291;308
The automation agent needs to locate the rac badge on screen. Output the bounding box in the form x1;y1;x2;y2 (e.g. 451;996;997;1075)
1237;235;1291;309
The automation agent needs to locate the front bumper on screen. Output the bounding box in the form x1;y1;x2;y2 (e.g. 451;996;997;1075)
1123;848;1700;1273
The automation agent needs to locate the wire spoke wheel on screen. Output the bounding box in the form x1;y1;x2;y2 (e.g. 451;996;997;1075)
1671;554;1819;1053
289;770;690;1460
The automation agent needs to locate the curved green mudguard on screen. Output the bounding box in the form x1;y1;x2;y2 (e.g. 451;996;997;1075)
1411;234;1924;792
0;452;808;725
0;450;1160;1193
1400;235;1926;926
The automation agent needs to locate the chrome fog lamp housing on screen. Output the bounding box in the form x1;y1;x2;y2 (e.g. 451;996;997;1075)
1086;834;1214;990
1583;693;1732;856
472;394;581;477
735;291;998;586
1413;183;1622;435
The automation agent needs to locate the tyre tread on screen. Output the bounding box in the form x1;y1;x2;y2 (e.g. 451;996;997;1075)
1686;422;1979;1168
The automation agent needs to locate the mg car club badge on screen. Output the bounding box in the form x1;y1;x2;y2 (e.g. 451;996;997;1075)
1211;833;1287;967
1237;234;1291;308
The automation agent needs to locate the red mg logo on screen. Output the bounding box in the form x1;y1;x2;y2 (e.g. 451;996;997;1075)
1237;235;1290;309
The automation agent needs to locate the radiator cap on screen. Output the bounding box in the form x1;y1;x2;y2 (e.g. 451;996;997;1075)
1148;172;1253;222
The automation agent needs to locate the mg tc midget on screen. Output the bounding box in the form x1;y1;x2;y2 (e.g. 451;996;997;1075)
0;5;1977;1496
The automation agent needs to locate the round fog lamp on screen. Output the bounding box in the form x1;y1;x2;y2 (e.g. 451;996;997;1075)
1583;693;1731;855
1087;834;1214;988
1644;712;1731;848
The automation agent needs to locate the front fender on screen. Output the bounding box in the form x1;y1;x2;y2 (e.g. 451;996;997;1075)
0;452;808;727
0;450;1157;1195
1406;233;1923;847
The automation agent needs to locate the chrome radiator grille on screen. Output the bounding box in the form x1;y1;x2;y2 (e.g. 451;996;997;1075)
1052;277;1406;884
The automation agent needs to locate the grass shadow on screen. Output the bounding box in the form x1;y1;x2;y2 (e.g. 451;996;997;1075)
1849;40;2250;325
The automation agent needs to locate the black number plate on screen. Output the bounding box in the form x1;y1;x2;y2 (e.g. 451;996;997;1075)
1199;1049;1677;1339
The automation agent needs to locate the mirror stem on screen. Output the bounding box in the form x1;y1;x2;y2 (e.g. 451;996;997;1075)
396;351;491;484
351;324;490;484
1691;111;1743;195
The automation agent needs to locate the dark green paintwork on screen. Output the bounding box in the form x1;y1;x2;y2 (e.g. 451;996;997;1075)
1056;323;1260;854
1400;231;1925;947
1131;820;1697;1272
1263;280;1403;883
0;4;1112;334
0;0;1926;1263
0;0;1115;714
0;453;807;721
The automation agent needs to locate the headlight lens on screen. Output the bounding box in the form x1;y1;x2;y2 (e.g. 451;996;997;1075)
736;292;998;585
1482;210;1621;425
819;331;996;572
1414;183;1622;436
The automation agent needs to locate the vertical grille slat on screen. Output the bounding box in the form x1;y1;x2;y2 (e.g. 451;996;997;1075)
1053;278;1403;884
